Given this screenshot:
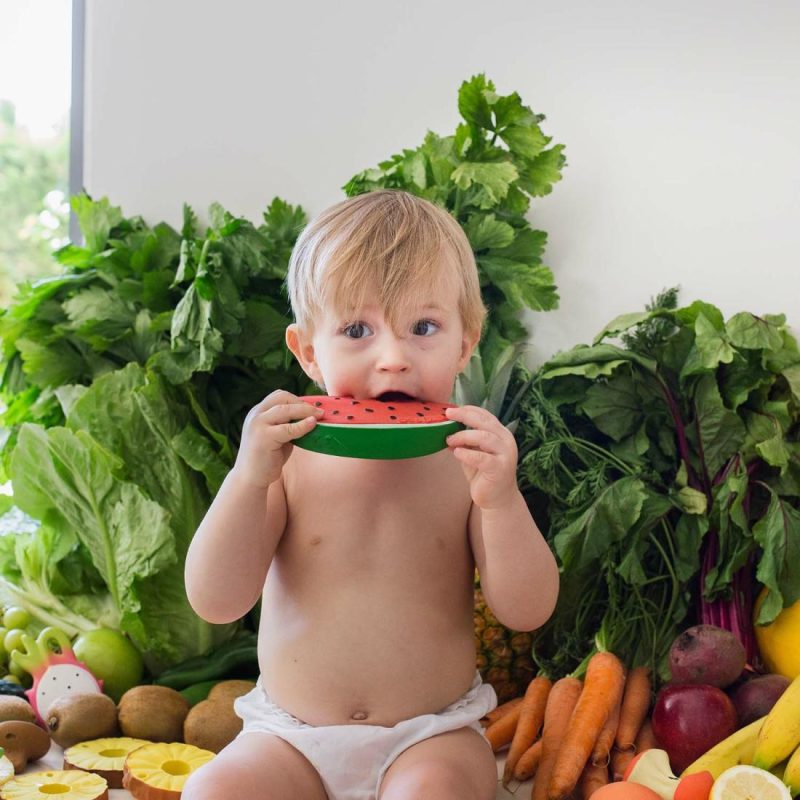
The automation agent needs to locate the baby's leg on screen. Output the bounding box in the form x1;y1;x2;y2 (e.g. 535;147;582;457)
182;732;328;800
378;726;497;800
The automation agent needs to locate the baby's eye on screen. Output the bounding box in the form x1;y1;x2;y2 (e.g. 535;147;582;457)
342;321;373;339
412;319;439;336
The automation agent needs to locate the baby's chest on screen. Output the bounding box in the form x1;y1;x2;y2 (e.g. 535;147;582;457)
282;450;473;568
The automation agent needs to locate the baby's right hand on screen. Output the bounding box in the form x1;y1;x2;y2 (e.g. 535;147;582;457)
232;390;324;488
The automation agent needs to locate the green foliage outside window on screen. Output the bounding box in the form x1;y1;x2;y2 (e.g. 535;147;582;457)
0;100;69;305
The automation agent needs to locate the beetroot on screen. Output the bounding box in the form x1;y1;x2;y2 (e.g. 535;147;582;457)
668;624;746;688
651;683;738;773
730;673;790;726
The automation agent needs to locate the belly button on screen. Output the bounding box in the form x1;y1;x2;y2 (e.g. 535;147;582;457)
310;536;322;546
351;710;368;721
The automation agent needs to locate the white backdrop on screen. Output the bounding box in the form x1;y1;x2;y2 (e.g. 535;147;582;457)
83;0;800;366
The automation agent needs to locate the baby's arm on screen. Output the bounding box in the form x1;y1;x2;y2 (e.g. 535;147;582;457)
184;391;324;624
445;405;559;632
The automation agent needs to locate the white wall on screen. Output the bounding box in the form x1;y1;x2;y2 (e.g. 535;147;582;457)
84;0;800;366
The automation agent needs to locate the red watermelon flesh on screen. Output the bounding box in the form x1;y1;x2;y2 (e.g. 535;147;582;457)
300;396;455;424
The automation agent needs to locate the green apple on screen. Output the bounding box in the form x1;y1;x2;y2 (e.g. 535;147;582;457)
72;628;144;702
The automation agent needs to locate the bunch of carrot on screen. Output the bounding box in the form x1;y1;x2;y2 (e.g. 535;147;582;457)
481;652;655;799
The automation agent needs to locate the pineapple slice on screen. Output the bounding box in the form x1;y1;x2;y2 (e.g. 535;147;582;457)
123;742;214;800
64;737;150;789
0;769;108;800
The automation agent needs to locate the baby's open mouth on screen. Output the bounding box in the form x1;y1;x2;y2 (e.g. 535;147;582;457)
375;391;417;402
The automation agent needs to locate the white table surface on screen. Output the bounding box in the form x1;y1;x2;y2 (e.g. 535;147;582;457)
29;741;531;799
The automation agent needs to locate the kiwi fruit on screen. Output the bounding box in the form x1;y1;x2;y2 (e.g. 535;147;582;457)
207;680;256;704
0;695;37;724
47;692;119;748
183;696;242;753
0;719;51;771
117;685;189;742
182;680;254;753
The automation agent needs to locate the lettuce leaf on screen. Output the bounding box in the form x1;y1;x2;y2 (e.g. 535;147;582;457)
3;363;234;673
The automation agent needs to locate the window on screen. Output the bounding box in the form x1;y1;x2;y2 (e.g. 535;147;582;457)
0;0;76;304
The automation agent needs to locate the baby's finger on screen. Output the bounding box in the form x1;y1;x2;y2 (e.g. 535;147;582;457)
446;428;502;454
451;446;491;468
271;414;320;444
259;401;325;425
251;389;301;414
445;405;504;431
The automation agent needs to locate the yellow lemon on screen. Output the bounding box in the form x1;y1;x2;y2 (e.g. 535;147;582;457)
754;588;800;680
710;764;791;800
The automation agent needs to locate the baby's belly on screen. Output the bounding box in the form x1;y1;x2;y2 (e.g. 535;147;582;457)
256;569;477;726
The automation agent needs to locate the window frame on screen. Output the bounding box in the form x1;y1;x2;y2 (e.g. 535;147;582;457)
68;0;85;243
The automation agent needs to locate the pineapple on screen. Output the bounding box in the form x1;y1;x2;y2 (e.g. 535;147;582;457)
0;770;108;800
474;570;535;702
63;737;150;789
123;742;214;800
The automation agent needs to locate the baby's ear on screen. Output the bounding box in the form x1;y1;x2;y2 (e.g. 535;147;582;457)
285;324;322;383
458;329;481;371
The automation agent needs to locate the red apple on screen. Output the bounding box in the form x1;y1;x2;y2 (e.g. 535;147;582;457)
651;683;738;773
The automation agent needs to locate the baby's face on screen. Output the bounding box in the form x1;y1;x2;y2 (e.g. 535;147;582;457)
287;280;478;404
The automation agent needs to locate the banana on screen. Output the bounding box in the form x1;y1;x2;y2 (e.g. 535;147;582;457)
784;743;800;796
753;673;800;770
681;716;765;779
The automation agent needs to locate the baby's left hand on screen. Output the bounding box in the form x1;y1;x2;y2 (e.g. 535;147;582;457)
444;405;519;510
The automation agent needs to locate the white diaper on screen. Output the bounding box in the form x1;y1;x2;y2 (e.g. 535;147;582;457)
233;671;498;800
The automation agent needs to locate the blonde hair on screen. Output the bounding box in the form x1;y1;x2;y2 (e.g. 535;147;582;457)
286;190;486;337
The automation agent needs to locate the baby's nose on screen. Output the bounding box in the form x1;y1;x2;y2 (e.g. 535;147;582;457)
375;337;411;372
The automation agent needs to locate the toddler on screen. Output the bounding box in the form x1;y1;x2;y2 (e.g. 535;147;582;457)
183;190;559;800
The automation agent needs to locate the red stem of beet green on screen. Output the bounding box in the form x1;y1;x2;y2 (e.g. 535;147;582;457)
697;532;759;667
655;375;703;494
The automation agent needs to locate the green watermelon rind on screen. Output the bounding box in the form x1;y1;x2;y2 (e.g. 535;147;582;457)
295;419;463;459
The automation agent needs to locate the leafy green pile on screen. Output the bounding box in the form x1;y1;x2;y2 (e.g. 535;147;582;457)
0;194;311;458
0;196;312;672
517;292;800;679
345;73;566;372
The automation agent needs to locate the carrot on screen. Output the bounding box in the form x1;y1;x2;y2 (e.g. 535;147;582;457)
485;704;521;752
514;739;543;782
634;718;658;752
610;746;636;782
546;651;625;800
481;696;523;727
614;666;652;750
579;760;609;799
532;676;582;800
590;670;624;766
503;676;552;785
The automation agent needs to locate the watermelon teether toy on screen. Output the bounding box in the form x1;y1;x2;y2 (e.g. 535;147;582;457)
295;395;463;459
12;627;103;726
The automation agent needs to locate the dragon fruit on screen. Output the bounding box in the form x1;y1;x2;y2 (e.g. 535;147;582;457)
12;626;103;726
